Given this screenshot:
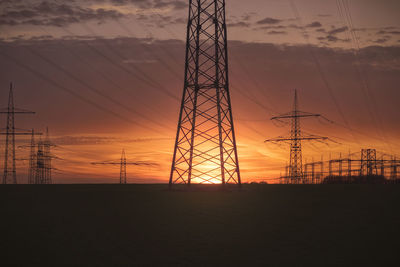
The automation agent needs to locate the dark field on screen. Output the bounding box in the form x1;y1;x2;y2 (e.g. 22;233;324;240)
1;184;399;266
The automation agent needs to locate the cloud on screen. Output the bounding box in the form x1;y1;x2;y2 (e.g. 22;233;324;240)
0;1;125;26
318;35;350;43
268;30;287;35
107;0;187;10
377;30;400;35
328;26;348;35
373;38;388;44
228;21;250;28
256;17;281;25
306;21;322;28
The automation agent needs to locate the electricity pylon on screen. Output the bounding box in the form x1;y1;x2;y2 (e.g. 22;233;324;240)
120;149;127;184
265;90;327;184
28;129;36;184
43;127;52;184
0;83;35;184
91;149;153;184
170;0;241;186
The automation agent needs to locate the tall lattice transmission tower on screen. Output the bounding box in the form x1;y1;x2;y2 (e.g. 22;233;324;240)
170;0;241;185
0;83;35;184
265;90;327;184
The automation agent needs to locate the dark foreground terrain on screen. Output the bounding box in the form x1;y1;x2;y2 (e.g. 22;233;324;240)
1;184;399;266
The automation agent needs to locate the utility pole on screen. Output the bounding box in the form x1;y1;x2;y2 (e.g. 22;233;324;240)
265;90;327;184
169;0;241;186
0;83;35;184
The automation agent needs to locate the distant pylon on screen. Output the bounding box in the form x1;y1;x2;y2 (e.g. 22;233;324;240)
34;128;53;184
169;0;241;185
28;129;36;184
35;138;45;184
91;149;150;184
0;83;35;184
120;149;127;184
265;90;327;184
43;127;52;184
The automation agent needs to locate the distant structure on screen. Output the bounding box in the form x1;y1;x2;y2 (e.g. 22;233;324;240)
28;129;36;184
265;90;327;184
360;149;377;176
170;0;241;186
289;149;400;184
91;149;152;184
120;149;127;184
34;128;53;184
0;83;35;184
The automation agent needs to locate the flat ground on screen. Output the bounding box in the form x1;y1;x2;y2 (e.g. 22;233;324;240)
0;184;399;266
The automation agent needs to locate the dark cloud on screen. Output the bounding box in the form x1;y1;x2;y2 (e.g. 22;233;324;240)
153;0;187;10
306;21;322;28
318;35;350;43
256;17;281;25
0;1;125;26
373;38;388;44
108;0;187;9
377;30;400;35
228;21;250;28
327;26;348;35
268;30;287;35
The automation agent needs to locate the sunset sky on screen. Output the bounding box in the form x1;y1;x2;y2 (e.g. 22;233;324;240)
0;0;399;183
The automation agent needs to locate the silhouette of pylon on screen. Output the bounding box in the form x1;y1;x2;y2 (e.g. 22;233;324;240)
170;0;241;185
1;83;35;184
120;149;127;184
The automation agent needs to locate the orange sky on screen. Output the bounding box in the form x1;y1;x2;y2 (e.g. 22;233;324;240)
0;0;399;183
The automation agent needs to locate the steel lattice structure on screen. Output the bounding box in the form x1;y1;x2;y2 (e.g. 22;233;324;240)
91;149;153;184
120;149;127;184
28;129;36;184
169;0;241;185
360;149;377;176
265;90;327;184
0;83;35;184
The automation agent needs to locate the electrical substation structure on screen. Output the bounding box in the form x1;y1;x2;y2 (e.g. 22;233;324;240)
169;0;241;186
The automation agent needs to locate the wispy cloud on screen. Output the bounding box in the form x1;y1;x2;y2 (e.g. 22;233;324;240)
256;17;282;25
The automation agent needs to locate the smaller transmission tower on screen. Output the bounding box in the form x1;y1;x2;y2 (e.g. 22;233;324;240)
265;90;327;184
35;139;46;184
91;149;154;184
43;127;52;184
0;83;35;184
120;149;127;184
28;129;36;184
33;128;54;184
